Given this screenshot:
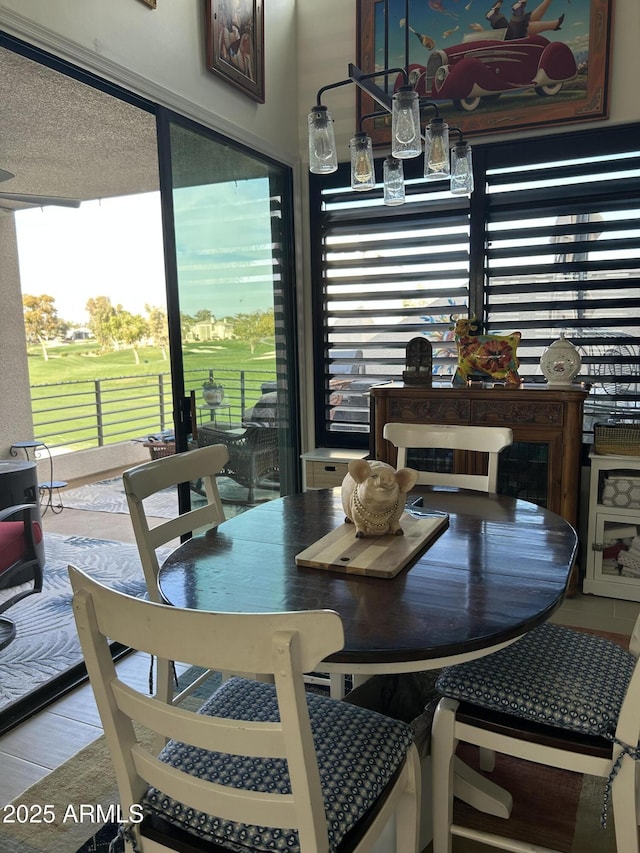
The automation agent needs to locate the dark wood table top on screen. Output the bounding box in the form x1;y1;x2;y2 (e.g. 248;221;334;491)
158;488;577;670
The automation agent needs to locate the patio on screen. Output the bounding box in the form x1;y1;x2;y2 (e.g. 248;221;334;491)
0;466;275;732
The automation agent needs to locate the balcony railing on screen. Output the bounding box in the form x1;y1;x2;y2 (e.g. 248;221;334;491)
30;368;276;452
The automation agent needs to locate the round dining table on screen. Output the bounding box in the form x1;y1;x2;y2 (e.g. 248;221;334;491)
158;487;578;677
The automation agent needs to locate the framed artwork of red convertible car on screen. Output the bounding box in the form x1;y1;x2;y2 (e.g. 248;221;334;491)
356;0;612;142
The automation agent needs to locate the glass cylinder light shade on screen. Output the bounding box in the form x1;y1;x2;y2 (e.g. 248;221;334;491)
450;141;474;195
424;117;450;180
383;157;405;206
350;132;375;191
308;105;338;174
391;86;421;159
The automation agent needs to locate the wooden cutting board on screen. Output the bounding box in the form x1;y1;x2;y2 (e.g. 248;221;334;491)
295;513;449;578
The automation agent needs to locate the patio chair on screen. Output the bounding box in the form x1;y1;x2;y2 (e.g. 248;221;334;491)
69;565;421;853
196;422;279;504
0;503;45;651
383;423;513;493
122;444;228;709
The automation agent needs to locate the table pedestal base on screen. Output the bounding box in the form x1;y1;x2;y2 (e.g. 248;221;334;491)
453;755;512;818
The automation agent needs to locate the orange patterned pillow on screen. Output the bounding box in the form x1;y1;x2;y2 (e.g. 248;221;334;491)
453;332;522;385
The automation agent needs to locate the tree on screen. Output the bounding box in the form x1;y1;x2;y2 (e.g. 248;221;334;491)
104;310;149;364
145;304;169;360
22;294;60;361
86;296;117;351
233;309;275;354
180;312;196;341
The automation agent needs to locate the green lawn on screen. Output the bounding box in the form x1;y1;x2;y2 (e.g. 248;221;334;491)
27;339;277;450
27;339;276;385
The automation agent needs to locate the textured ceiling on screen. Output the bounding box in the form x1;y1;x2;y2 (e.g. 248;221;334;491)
0;47;159;212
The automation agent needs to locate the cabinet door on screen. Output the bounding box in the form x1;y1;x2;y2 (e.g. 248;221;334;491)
588;512;640;600
497;440;552;509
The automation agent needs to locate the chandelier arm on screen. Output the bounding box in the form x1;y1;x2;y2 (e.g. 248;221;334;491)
419;100;442;119
359;110;389;133
450;126;468;145
315;76;356;108
348;63;408;112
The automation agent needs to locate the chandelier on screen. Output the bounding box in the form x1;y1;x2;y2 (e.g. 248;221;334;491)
307;63;473;204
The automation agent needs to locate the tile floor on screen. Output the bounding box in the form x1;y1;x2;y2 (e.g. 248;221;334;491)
1;487;639;808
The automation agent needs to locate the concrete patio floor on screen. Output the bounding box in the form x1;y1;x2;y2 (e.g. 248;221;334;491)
38;466;141;545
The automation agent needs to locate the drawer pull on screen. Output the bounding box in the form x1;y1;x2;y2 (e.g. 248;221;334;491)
324;465;337;472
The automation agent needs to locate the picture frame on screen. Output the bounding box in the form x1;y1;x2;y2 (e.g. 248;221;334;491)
205;0;265;104
356;0;612;145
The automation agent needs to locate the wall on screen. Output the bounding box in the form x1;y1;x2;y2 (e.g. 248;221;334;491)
0;0;299;163
0;215;34;444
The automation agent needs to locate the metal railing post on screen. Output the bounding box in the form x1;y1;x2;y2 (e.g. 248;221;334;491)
239;371;246;416
158;373;167;432
94;379;105;447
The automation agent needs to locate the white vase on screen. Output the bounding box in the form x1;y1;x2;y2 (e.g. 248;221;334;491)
540;334;581;386
202;385;224;406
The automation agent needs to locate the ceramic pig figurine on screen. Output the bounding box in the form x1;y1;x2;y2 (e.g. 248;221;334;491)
341;459;418;538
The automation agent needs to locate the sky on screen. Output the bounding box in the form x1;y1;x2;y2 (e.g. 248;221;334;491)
14;178;275;327
15;192;166;326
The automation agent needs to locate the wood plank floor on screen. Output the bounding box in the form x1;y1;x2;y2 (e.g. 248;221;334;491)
1;491;639;807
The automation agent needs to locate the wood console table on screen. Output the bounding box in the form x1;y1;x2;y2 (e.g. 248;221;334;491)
370;382;587;535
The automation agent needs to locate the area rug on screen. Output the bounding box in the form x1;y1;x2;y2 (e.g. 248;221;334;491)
63;476;276;518
0;533;171;736
1;670;221;853
63;477;187;518
451;745;615;853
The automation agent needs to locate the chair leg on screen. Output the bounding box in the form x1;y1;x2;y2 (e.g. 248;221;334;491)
394;744;422;853
432;698;458;853
610;749;640;853
329;673;345;699
479;747;496;772
0;617;17;652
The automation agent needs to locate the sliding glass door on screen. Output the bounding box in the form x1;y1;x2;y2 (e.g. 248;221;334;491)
158;113;300;503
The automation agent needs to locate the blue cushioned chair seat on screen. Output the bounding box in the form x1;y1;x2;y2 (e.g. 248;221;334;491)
142;676;414;853
436;623;635;737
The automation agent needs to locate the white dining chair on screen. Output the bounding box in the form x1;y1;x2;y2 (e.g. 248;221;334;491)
122;443;228;706
431;615;640;853
381;422;513;772
383;423;513;493
69;565;421;853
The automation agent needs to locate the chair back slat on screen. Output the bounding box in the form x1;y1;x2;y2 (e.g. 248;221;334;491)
131;746;300;828
383;423;513;494
122;444;228;600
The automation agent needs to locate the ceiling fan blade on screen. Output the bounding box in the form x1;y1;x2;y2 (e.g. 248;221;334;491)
0;192;81;208
0;169;15;183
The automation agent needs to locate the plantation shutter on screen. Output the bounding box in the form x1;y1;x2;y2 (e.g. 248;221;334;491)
310;160;471;446
482;141;640;438
309;125;640;448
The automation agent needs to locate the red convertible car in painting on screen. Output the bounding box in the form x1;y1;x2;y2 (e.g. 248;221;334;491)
403;31;577;111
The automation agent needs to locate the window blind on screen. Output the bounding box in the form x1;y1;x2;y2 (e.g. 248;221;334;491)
310;125;640;447
482;144;640;436
310;160;470;444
